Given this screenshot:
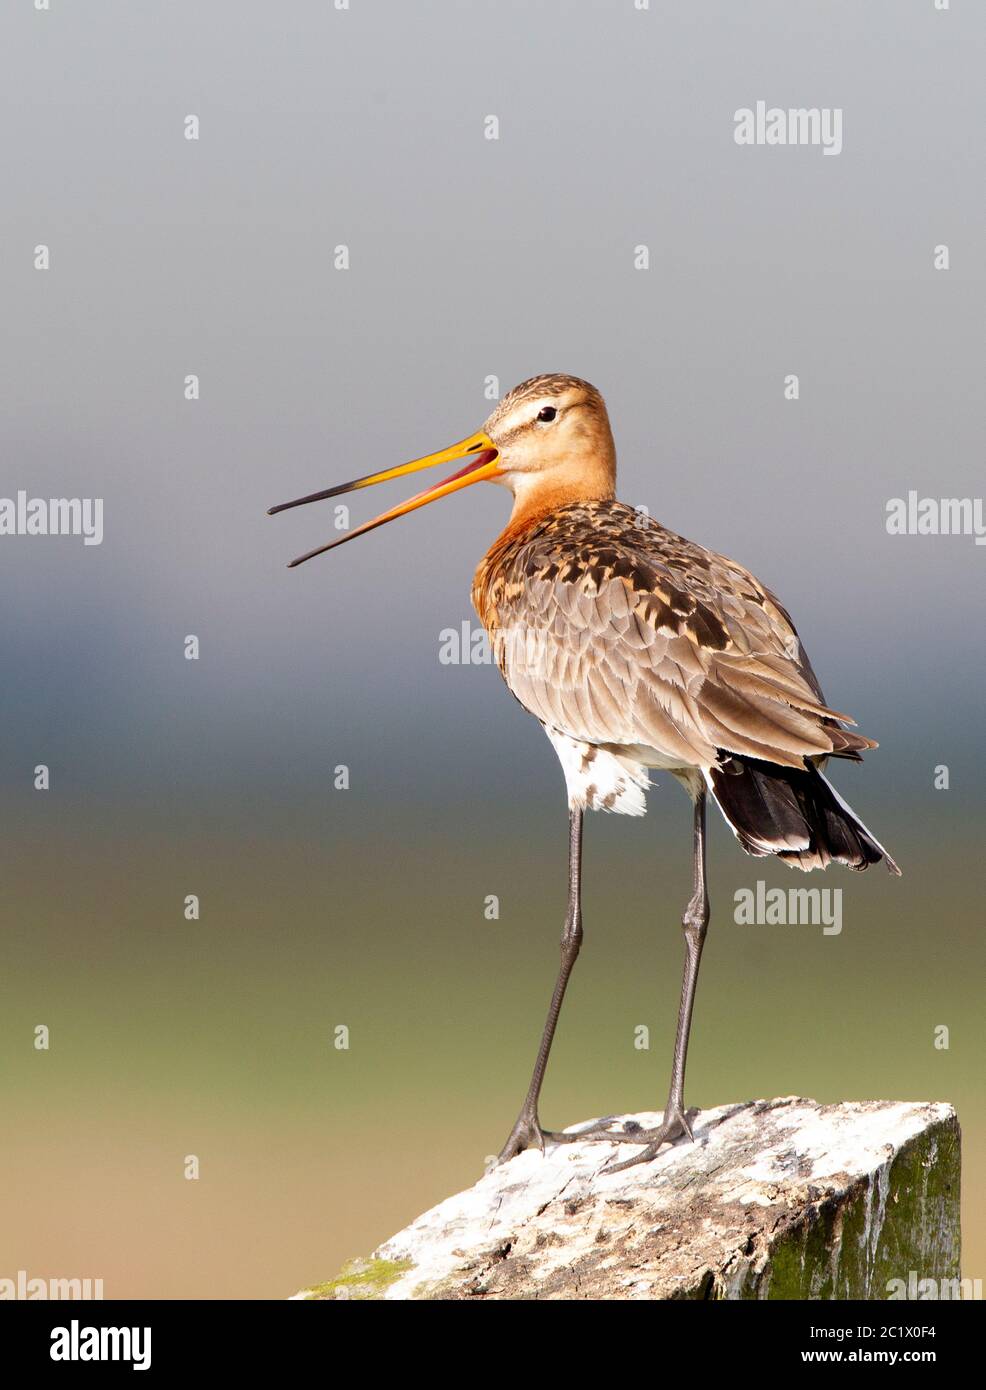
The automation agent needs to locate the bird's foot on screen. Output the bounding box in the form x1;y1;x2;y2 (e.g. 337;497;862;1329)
494;1107;548;1165
601;1105;695;1173
542;1116;638;1145
495;1105;698;1167
541;1108;695;1153
494;1110;634;1163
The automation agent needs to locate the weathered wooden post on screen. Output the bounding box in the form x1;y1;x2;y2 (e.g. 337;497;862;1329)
295;1098;960;1300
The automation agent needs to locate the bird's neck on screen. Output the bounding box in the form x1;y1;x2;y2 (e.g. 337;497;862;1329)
506;478;615;534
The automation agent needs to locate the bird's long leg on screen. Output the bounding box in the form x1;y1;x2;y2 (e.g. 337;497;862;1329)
602;788;710;1171
495;807;584;1164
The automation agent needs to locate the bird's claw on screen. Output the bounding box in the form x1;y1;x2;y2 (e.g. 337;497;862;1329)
494;1106;697;1168
601;1106;696;1173
494;1109;547;1165
539;1116;634;1145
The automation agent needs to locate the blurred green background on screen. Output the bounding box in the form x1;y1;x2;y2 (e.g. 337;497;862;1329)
4;788;983;1297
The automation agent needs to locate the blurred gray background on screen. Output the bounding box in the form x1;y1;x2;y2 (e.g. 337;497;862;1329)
2;0;983;1298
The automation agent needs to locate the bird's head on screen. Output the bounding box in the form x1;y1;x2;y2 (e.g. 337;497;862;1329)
268;373;616;567
483;374;616;513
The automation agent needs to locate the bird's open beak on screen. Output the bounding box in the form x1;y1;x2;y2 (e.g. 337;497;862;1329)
268;431;500;567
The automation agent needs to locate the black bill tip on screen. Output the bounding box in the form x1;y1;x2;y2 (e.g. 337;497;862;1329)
268;480;360;516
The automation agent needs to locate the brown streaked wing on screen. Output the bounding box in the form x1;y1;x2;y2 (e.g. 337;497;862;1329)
474;500;876;771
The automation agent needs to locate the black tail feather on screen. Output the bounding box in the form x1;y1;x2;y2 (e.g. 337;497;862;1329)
709;754;900;875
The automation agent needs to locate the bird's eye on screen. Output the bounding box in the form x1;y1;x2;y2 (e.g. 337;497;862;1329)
536;406;557;423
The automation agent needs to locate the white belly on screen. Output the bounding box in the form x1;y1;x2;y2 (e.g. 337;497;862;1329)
543;728;703;817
